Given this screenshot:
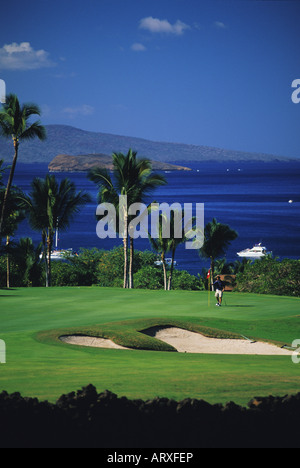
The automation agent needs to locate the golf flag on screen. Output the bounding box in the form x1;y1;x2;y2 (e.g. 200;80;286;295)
207;269;211;306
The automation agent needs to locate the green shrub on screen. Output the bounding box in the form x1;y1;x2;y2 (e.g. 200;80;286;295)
134;265;204;290
96;246;125;287
0;238;44;287
235;257;300;297
171;270;204;291
134;265;164;290
52;248;104;286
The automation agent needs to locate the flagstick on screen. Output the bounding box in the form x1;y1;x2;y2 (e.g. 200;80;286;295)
207;269;211;307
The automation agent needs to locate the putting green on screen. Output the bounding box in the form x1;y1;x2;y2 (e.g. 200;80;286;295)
0;287;299;405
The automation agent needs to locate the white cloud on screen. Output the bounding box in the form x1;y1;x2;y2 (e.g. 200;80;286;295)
62;104;95;118
131;43;147;52
214;21;227;29
139;17;190;36
0;42;55;70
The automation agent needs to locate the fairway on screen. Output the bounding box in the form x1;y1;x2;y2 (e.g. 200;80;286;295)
0;287;299;406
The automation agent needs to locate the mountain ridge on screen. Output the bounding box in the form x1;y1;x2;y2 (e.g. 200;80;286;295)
0;124;297;164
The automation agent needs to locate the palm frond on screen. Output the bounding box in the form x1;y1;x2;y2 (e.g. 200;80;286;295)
22;102;42;118
0;94;46;142
21;121;47;141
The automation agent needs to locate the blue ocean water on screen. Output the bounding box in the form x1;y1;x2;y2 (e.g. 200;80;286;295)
9;160;300;276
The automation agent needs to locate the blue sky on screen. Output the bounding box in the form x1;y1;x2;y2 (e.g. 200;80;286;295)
0;0;300;158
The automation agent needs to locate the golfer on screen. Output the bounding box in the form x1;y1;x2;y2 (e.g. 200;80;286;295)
213;275;225;307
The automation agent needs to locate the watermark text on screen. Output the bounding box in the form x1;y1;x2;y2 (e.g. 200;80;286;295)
0;339;6;364
96;197;204;250
292;339;300;364
291;79;300;104
0;79;6;103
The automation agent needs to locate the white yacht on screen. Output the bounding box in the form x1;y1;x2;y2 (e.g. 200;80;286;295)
237;243;271;259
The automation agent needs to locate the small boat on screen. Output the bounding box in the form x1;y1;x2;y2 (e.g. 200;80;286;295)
154;258;177;267
39;226;74;261
40;248;74;261
50;249;74;260
237;243;271;259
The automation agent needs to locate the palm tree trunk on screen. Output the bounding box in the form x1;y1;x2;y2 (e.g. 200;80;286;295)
123;212;129;288
0;140;19;243
6;236;10;289
129;236;134;289
162;252;167;291
211;257;215;291
41;230;48;287
47;230;53;288
123;236;129;288
167;246;176;291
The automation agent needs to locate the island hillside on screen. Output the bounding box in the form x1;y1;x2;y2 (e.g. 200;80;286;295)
48;153;191;172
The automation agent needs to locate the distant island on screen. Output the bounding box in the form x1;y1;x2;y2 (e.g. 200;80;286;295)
0;124;297;164
48;153;191;172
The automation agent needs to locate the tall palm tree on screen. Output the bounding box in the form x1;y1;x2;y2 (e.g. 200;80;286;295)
0;94;46;242
88;149;166;288
126;155;167;288
149;209;199;291
166;210;199;291
20;175;91;287
199;218;238;289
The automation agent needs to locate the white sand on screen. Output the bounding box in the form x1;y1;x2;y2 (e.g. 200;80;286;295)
59;335;130;350
60;328;294;356
151;327;294;355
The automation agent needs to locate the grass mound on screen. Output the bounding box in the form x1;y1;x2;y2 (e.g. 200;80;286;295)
36;317;242;352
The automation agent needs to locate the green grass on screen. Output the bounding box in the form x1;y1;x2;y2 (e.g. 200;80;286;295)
0;287;299;406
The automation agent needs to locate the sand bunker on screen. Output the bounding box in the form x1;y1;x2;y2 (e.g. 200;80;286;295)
60;327;294;356
59;335;130;350
144;327;294;355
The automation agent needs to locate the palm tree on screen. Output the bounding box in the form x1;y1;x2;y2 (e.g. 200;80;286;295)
10;238;43;287
149;213;172;290
149;209;199;291
88;149;166;288
0;94;46;242
20;175;91;287
166;210;199;290
0;187;25;287
199;218;238;290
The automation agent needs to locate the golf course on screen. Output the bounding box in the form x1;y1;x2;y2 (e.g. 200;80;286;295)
1;286;299;406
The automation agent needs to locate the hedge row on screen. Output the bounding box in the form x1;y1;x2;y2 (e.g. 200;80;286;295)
0;247;204;290
1;384;299;448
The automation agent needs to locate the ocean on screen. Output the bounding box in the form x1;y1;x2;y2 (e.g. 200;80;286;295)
8;160;300;277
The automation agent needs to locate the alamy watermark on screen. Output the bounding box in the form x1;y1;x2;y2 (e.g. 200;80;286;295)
0;79;6;104
292;340;300;364
0;339;6;364
96;197;204;250
291;79;300;104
